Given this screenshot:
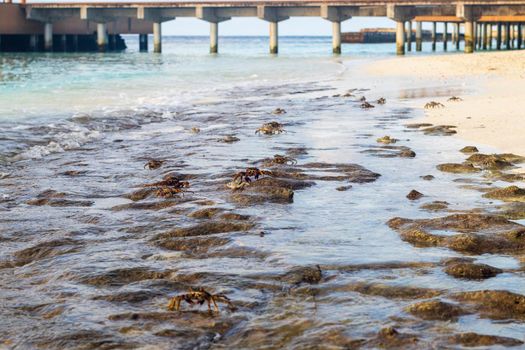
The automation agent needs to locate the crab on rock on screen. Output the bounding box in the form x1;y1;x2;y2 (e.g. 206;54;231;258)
167;287;236;313
255;122;285;135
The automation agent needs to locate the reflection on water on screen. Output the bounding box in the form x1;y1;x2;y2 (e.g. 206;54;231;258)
1;39;524;349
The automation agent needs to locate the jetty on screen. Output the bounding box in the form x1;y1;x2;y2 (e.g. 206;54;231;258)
1;0;525;54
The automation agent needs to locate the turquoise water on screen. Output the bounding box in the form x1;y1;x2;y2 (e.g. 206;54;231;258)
0;36;449;121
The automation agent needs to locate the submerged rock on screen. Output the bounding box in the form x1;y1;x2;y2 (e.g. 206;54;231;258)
496;202;525;220
124;188;155;201
188;207;224;219
93;290;161;303
366;327;419;349
460;146;479;154
12;238;82;267
465;153;515;170
362;145;416;158
486;171;525;183
280;265;322;285
231;186;294;205
421;125;457;136
80;267;171;287
453;290;525;320
448;332;523;347
340;282;441;299
27;198;93;207
249;176;314;190
156;236;231;254
158;221;254;239
420;201;449;211
444;262;502;280
387;213;525;255
406;190;423;200
406;300;466;321
405;123;433;129
436;163;481;174
483;186;525;202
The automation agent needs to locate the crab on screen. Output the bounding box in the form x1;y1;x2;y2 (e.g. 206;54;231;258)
262;154;297;166
377;97;386;105
219;135;240;143
167;287;236;313
144;175;190;188
272;108;286;115
226;179;251;190
154;186;192;198
239;167;272;181
144;159;165;170
255;122;285;135
361;102;375;109
447;96;463;102
227;167;272;190
376;136;398;144
424;101;445;109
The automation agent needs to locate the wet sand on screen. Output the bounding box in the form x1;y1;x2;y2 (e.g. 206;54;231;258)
366;50;525;156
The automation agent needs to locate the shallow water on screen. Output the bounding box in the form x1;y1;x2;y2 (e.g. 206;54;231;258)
2;36;525;349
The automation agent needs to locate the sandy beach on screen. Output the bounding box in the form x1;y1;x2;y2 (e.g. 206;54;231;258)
367;50;525;156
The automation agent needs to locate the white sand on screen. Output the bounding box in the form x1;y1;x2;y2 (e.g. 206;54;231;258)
365;50;525;156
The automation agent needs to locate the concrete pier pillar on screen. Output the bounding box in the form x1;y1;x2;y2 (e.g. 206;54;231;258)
210;22;218;54
479;23;483;47
97;23;107;52
415;21;422;51
61;34;67;51
517;23;523;49
396;20;406;55
72;35;78;52
443;22;448;51
505;22;511;49
29;35;38;51
431;22;437;51
332;21;341;54
497;23;502;49
464;21;474;53
481;23;486;50
455;23;460;50
153;22;162;53
269;21;278;54
406;21;412;51
488;24;493;49
521;23;525;46
44;22;53;51
139;34;148;52
513;24;517;48
110;34;117;51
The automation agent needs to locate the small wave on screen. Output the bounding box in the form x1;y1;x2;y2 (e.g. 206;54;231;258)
14;129;102;160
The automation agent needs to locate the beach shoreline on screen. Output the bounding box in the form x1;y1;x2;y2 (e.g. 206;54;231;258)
364;50;525;157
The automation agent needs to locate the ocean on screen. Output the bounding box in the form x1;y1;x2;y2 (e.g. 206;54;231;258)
2;36;522;349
